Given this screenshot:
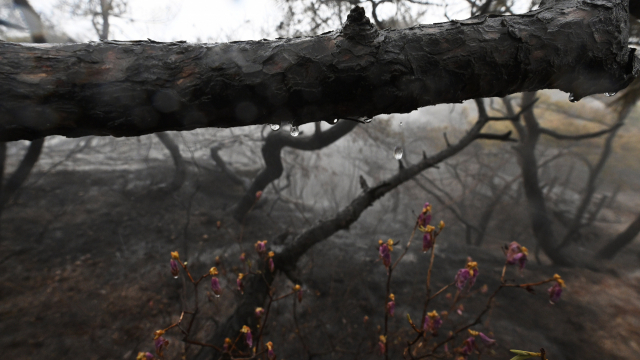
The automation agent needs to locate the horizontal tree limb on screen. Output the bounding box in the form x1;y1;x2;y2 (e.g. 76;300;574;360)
0;0;637;141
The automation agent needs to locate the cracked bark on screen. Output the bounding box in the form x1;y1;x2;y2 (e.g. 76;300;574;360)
0;1;637;141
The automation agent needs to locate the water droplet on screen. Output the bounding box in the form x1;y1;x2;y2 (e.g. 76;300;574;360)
214;293;221;298
173;275;179;279
393;146;403;160
400;122;403;126
290;126;299;137
364;118;372;123
605;92;616;97
332;119;339;124
270;123;280;131
568;93;577;103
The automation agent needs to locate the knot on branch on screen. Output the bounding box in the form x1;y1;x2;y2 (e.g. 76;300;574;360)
342;6;378;43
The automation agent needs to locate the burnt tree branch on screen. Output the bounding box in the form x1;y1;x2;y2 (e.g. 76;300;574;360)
196;99;494;359
231;120;358;221
0;1;637;141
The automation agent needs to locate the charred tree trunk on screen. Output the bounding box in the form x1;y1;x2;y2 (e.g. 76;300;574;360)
0;138;44;205
509;93;573;265
232;120;357;221
154;132;186;193
595;212;640;259
0;1;637;141
0;0;46;217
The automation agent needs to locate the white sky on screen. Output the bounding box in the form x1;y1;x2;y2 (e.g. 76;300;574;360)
24;0;478;43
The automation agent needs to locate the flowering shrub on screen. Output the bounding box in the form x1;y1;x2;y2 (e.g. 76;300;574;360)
138;199;564;360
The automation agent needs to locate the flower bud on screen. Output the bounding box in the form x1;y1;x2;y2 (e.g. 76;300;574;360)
153;330;165;340
170;259;179;278
216;220;222;230
237;273;245;294
171;251;180;261
255;191;262;201
154;337;169;357
266;341;276;360
211;277;222;296
240;252;246;262
241;325;252;347
223;338;232;352
255;307;264;318
209;267;219;276
136;352;154;360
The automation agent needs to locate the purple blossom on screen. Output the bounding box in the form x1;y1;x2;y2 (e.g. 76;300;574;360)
266;342;276;360
422;232;434;252
255;240;267;255
154;337;169;357
137;352;154;360
237;274;245;294
423;311;442;333
255;307;264;318
268;258;275;272
211;277;222;296
241;325;253;347
379;243;391;268
548;282;563;304
459;337;475;358
387;300;395;316
505;241;528;270
170;259;180;277
479;332;496;346
455;262;479;291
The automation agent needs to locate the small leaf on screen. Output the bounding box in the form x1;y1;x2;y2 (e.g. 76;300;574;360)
509;349;541;360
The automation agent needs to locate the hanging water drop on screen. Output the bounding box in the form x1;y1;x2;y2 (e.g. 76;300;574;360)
332;119;339;124
270;123;280;131
568;93;577;103
393;146;403;160
173;275;179;279
605;92;616;97
400;122;403;126
364;118;372;123
290;126;299;137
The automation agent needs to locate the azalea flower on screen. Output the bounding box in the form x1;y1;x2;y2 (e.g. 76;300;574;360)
455;262;479;290
548;274;565;304
423;310;442;333
505;241;528;270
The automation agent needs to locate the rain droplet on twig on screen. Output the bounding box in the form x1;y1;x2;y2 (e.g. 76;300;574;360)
290;126;300;137
568;93;577;103
270;124;280;131
393;146;403;160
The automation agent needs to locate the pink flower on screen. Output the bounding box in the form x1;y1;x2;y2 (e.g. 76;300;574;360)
211;277;222;296
386;294;396;316
423;310;442;333
479;332;495;346
268;258;275;272
379;243;391;268
255;307;264;318
241;325;252;347
237;273;245;294
422;232;434;252
505;241;528;270
154;337;169;357
458;337;475;358
255;240;267;255
170;259;180;277
266;342;276;360
548;276;565;304
455;262;479;291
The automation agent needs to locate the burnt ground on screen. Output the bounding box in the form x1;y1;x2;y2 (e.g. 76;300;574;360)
0;164;639;360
